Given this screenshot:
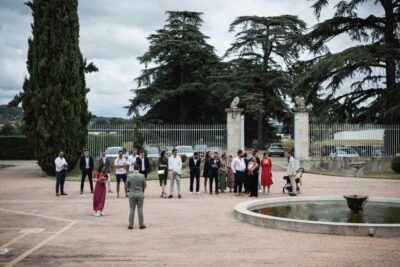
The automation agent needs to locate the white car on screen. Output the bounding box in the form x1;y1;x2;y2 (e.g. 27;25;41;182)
144;146;160;160
330;147;359;158
105;146;128;159
175;146;194;158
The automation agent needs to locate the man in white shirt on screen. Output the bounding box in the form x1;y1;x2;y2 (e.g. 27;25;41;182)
287;151;297;196
168;148;182;198
114;150;128;198
231;149;246;196
127;149;138;172
54;150;68;196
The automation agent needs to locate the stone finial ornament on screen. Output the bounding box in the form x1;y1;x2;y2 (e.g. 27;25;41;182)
294;96;307;112
230;97;240;109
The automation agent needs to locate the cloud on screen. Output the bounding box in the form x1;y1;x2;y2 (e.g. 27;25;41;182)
0;0;384;118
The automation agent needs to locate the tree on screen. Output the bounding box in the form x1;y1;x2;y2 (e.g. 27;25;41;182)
128;11;222;124
0;123;16;136
225;15;306;148
295;0;400;123
9;0;97;175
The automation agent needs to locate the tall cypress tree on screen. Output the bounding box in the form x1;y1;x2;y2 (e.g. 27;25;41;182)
10;0;97;175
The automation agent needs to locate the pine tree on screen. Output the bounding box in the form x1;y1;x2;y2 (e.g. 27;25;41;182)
295;0;400;123
225;15;306;148
128;11;222;124
10;0;97;175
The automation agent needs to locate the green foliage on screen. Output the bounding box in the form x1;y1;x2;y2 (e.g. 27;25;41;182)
295;0;400;123
133;116;144;152
222;15;306;147
128;11;222;124
0;105;23;123
391;157;400;173
10;0;97;175
0;123;16;136
0;136;35;160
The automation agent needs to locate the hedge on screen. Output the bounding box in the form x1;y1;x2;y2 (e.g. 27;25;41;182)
391;157;400;174
0;136;35;160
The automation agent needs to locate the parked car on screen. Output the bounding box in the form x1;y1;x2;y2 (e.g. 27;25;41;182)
105;146;127;159
206;146;224;155
159;145;174;153
321;145;336;156
268;143;285;157
144;146;160;160
194;144;208;157
330;147;359;158
175;146;194;158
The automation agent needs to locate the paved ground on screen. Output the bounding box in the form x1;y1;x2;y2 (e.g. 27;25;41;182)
0;160;399;267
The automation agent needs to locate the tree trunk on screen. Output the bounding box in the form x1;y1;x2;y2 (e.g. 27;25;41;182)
257;111;264;149
382;0;396;89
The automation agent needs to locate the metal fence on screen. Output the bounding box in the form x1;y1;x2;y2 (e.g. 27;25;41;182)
87;124;227;157
309;124;400;158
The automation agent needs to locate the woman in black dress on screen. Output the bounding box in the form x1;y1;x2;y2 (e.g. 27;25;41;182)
203;151;211;192
248;157;260;197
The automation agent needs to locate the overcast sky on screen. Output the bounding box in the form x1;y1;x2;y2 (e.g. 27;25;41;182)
0;0;381;118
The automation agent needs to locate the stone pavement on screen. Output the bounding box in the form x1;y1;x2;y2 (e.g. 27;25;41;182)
0;160;399;267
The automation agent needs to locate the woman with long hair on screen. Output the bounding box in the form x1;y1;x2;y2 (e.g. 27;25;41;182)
203;151;211;192
247;157;260;197
226;155;234;192
158;150;168;198
261;152;273;194
93;164;108;216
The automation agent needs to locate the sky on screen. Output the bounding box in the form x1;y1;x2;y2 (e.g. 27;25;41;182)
0;0;382;118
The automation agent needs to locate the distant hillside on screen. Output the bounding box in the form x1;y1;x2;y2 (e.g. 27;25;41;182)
0;105;23;122
90;115;132;125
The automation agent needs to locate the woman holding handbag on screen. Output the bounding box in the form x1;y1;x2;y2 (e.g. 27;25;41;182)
158;150;169;198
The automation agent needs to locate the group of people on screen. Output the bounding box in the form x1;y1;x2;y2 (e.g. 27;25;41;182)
54;147;292;230
156;148;274;199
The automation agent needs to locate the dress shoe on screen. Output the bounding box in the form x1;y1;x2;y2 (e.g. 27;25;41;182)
178;195;182;198
56;192;60;196
168;195;173;198
128;225;133;230
61;192;68;196
80;191;83;194
139;225;146;230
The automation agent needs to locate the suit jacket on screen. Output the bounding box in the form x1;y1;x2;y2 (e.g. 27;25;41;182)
208;158;221;176
80;156;94;171
136;156;150;173
98;157;111;173
127;172;147;198
189;157;201;175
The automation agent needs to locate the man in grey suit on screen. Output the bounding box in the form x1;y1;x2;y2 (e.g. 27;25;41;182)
127;164;147;230
99;151;113;193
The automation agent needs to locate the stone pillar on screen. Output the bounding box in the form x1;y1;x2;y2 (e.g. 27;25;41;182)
226;108;243;156
294;111;309;169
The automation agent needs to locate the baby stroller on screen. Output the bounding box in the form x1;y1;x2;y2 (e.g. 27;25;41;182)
282;168;304;196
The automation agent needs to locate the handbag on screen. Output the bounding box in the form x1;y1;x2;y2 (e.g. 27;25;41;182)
157;169;165;175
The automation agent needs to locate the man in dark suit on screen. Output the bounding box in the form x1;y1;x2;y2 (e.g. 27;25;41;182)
136;150;150;178
99;151;112;193
189;152;201;194
80;149;94;194
208;152;221;195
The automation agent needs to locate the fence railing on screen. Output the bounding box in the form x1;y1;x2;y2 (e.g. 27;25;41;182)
87;124;227;157
309;124;400;158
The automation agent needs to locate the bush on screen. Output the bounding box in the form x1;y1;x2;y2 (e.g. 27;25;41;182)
0;136;35;160
391;157;400;173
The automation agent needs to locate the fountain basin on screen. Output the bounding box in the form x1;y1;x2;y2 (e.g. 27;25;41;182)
234;196;400;237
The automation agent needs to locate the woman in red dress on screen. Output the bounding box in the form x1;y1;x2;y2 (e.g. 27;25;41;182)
261;152;273;194
93;164;108;216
